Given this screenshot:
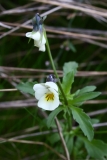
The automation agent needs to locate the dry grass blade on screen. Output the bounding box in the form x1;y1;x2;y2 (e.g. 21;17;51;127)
0;99;36;108
0;6;61;39
93;122;107;128
0;98;107;109
1;21;107;48
1;66;107;77
46;27;107;41
88;108;107;116
0;138;67;160
0;88;17;92
34;0;107;18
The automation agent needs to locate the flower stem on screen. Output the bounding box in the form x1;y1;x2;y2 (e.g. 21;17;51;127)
45;30;68;105
45;30;70;160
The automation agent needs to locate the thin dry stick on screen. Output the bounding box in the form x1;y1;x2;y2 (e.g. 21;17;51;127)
0;66;62;73
46;28;107;41
81;38;107;49
2;22;107;48
0;66;106;75
55;117;70;160
0;88;17;92
8;130;58;140
3;126;39;138
88;108;107;116
0;6;49;15
0;138;66;160
34;0;107;18
0;6;61;39
2;20;107;42
93;122;107;128
1;66;107;76
3;21;107;36
0;99;107;108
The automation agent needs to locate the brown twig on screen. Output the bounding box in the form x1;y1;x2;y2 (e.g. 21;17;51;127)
0;138;67;160
55;117;70;160
34;0;107;18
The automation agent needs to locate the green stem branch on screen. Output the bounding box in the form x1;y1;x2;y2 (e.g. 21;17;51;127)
45;30;70;160
45;31;68;105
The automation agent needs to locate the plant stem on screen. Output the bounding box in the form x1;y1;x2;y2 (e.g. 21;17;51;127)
55;117;70;160
45;30;68;105
45;30;70;160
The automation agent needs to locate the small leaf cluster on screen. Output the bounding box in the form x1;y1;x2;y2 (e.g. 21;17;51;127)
57;62;100;141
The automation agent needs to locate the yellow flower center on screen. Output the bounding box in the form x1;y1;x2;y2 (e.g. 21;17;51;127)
45;93;54;101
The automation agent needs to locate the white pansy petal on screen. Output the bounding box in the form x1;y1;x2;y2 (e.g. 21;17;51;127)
35;88;48;100
41;35;46;44
39;45;45;52
38;93;59;111
34;40;40;47
33;84;45;91
49;87;58;96
45;82;58;91
32;31;40;41
26;32;32;38
34;40;41;47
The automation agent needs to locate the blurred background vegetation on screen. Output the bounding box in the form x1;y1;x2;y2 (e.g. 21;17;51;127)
0;0;107;159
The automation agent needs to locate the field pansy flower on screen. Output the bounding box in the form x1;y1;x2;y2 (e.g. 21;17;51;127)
26;31;46;51
25;13;46;52
33;82;60;111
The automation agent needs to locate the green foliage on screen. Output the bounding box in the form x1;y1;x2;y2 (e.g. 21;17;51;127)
76;86;97;94
62;71;74;94
83;138;107;160
16;81;36;96
68;41;76;53
63;61;78;76
47;107;63;128
70;106;94;141
65;134;74;155
70;91;101;106
48;133;60;144
60;61;101;142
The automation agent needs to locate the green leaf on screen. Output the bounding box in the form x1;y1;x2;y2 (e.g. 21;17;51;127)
47;107;63;128
63;61;78;76
62;72;74;94
71;106;94;141
74;86;97;98
78;86;96;94
16;81;36;96
90;118;99;125
83;139;107;160
65;134;74;154
71;92;101;106
48;133;60;144
68;41;76;53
